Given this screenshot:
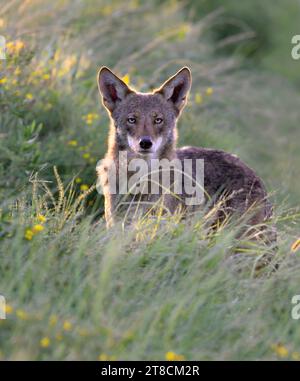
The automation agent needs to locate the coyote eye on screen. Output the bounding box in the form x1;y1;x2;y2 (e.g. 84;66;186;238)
154;117;163;124
127;117;136;124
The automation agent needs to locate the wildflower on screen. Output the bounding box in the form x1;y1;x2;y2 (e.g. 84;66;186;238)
195;93;203;104
24;229;34;241
0;77;7;85
6;40;25;55
177;24;190;40
82;153;91;160
75;177;82;184
82;113;99;125
42;74;50;80
271;343;289;358
57;55;77;77
291;238;300;253
80;184;89;192
14;40;25;54
5;304;13;314
165;351;185;361
14;67;21;76
25;93;33;100
49;315;58;327
98;353;109;361
67;140;78;147
63;320;72;331
32;224;44;233
40;337;50;348
292;352;300;361
122;74;130;85
37;214;46;223
205;87;213;96
16;309;28;320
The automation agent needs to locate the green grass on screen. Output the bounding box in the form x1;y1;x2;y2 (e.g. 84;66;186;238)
0;0;300;360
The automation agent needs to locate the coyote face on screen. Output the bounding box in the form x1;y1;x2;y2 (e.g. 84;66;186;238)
98;67;191;158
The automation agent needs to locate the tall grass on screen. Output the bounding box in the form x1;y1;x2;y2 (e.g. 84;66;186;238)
0;0;299;360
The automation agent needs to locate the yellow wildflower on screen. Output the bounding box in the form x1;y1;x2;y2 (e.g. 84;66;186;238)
67;140;78;147
25;93;33;100
195;93;203;104
291;238;300;253
82;113;99;125
80;184;89;192
42;74;50;80
82;153;90;160
37;214;46;223
14;67;21;76
63;320;72;331
122;74;130;85
5;304;13;314
24;229;34;240
40;337;50;348
271;343;289;358
16;309;28;320
205;87;213;96
32;224;44;233
98;353;109;361
14;40;25;53
292;352;300;361
165;351;185;361
6;40;25;55
0;77;7;85
75;177;82;183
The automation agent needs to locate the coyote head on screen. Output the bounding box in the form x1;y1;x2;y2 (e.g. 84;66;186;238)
98;67;191;158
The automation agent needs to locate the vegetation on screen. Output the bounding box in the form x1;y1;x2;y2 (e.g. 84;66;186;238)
0;0;299;360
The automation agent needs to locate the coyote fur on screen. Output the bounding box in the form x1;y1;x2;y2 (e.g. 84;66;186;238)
97;66;274;241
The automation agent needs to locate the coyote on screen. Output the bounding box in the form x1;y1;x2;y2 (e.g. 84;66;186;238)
97;66;273;238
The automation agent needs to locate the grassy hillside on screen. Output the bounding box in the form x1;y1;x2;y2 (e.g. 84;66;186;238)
0;0;299;360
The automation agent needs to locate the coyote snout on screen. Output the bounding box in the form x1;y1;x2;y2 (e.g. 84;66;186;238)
97;66;275;243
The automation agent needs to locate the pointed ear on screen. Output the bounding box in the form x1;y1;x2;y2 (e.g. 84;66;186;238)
97;67;132;113
155;67;191;114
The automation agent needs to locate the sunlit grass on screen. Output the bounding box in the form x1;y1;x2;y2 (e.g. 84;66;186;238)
0;0;299;360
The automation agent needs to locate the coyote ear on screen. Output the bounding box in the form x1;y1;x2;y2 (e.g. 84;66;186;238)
98;67;132;113
155;67;191;114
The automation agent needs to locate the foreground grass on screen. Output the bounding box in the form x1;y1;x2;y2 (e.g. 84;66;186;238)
0;188;300;360
0;0;300;360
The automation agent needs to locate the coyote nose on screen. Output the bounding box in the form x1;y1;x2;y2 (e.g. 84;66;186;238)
139;137;153;150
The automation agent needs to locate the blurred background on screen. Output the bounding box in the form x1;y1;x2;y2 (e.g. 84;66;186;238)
0;0;300;361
